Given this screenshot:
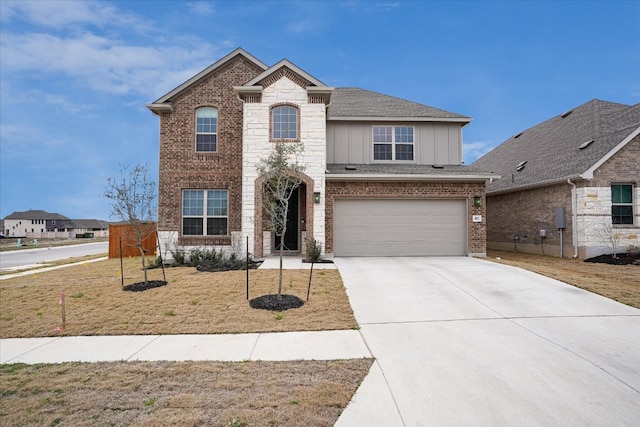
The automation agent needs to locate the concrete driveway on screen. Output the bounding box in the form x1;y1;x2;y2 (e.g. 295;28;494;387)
334;257;640;426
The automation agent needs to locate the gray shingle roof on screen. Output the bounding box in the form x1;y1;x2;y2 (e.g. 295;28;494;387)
328;88;471;121
68;219;109;229
4;210;70;220
471;99;640;194
326;163;495;179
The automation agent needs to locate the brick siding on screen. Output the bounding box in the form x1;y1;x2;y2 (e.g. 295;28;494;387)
486;183;573;257
325;181;487;255
157;55;264;246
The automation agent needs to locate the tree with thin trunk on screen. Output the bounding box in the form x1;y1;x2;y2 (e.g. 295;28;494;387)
104;163;157;285
257;142;305;296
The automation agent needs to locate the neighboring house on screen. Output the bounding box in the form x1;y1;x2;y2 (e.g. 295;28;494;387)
3;210;109;238
147;48;495;258
472;100;640;258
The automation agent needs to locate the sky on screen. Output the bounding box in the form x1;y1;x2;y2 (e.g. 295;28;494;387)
1;0;639;221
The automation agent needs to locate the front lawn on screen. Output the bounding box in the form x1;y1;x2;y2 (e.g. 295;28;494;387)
0;257;358;338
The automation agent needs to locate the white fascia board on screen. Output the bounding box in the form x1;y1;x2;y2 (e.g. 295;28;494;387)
327;116;472;124
152;48;268;103
233;86;263;94
307;86;335;94
243;59;327;87
145;103;173;114
580;126;640;180
326;174;499;182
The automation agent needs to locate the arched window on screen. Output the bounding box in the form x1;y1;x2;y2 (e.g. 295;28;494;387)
196;107;218;152
272;105;298;140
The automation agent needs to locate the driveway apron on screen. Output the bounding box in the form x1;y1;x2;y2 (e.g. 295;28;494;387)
335;257;640;426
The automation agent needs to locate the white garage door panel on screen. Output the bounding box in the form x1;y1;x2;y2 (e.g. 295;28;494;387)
334;199;466;256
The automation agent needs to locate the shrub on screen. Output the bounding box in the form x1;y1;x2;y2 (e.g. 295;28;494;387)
306;238;322;262
628;244;640;254
171;248;185;266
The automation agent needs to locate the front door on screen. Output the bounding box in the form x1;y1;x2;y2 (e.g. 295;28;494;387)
274;187;299;252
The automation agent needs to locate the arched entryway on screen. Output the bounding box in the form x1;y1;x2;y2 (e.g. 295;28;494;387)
254;172;315;257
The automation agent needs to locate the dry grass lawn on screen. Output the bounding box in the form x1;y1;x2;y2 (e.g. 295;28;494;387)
0;359;373;426
0;258;358;338
487;250;640;308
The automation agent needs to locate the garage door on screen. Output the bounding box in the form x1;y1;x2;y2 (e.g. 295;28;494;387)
334;199;467;256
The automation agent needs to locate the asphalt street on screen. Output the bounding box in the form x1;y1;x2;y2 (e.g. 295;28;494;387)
0;242;108;270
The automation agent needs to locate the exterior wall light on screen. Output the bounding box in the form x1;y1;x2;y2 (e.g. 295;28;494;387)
314;192;321;204
473;195;483;207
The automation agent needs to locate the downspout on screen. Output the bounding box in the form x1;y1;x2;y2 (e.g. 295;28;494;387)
567;179;579;258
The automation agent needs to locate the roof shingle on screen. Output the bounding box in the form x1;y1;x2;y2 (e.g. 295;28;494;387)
328;88;471;121
471;99;640;194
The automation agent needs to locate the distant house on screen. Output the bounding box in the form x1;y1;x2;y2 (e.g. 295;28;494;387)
472;100;639;258
147;48;494;258
3;210;109;238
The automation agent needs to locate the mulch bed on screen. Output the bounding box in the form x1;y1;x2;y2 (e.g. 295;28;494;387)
196;260;262;272
585;253;640;265
123;280;168;292
249;294;305;311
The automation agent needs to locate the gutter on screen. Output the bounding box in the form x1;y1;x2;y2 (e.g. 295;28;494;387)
327;116;471;124
326;173;498;182
567;178;579;258
146;103;173;115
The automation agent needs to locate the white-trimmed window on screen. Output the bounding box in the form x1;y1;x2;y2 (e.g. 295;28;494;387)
196;107;218;152
272;105;298;140
611;183;634;225
373;126;414;161
182;190;228;235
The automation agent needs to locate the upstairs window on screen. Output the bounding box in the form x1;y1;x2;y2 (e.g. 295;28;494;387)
183;189;228;236
373;126;414;161
272;105;298;140
611;184;634;225
196;107;218;152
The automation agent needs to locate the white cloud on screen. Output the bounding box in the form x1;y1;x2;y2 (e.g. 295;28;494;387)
0;0;154;32
0;31;218;98
463;140;498;164
186;1;215;16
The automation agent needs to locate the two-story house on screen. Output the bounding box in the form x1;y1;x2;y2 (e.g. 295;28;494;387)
147;48;495;258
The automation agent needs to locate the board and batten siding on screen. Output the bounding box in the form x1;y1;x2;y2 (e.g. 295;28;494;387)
326;121;463;165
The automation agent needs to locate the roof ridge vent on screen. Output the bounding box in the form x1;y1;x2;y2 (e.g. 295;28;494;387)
578;139;594;150
560;110;573;118
514;132;524;139
516;160;527;172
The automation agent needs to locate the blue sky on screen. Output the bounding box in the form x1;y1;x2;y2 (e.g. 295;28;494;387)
1;0;638;221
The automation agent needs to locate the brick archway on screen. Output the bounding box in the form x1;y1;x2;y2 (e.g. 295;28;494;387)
254;172;314;257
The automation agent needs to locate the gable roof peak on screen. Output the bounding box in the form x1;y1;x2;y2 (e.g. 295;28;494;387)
242;58;327;88
149;47;268;106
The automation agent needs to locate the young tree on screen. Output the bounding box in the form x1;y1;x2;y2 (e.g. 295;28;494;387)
257;141;305;296
104;163;157;285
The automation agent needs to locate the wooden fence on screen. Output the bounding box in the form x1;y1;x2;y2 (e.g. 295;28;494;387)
108;223;157;258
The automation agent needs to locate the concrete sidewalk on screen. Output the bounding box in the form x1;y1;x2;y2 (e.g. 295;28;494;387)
0;330;370;364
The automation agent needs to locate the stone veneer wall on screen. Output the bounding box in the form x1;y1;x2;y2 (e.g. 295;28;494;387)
241;77;327;257
325;181;487;255
577;134;639;258
156;55;264;254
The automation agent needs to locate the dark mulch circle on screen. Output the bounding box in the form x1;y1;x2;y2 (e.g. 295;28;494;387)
249;294;305;311
584;253;640;266
123;280;168;292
